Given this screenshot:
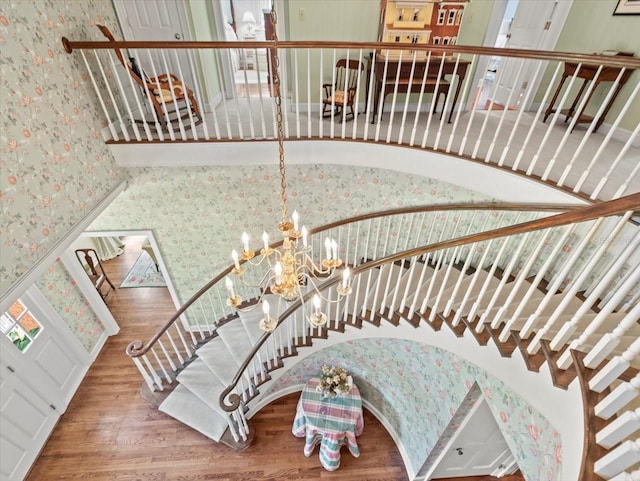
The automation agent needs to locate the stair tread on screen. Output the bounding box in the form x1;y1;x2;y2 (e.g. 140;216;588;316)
197;337;240;385
217;319;255;365
159;384;228;441
238;297;274;344
177;359;228;410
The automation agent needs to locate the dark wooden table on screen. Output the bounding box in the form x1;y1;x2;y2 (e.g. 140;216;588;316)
543;57;635;132
367;53;471;123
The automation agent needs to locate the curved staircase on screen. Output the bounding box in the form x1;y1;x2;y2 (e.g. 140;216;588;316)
128;195;640;480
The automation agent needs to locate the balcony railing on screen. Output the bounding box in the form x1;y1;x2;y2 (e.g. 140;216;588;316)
62;37;640;202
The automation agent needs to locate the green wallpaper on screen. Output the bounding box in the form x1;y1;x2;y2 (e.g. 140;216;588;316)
88;164;492;303
0;0;126;295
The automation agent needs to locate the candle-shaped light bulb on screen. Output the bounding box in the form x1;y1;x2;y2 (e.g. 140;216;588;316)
313;294;321;315
262;231;269;250
301;226;308;247
242;232;250;252
331;239;338;260
325;238;332;259
274;262;283;285
262;300;270;317
225;277;236;299
292;210;299;231
342;267;350;289
231;249;240;269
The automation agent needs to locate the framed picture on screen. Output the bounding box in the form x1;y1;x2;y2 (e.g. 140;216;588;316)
613;0;640;14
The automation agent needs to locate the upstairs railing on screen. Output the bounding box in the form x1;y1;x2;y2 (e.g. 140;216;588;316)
125;194;639;479
61;37;640;202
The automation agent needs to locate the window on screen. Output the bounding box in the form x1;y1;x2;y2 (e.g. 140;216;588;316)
447;10;456;25
451;36;458;45
455;9;464;25
1;300;43;352
411;35;419;44
437;9;446;25
398;9;404;21
395;35;401;43
413;9;420;21
443;37;450;45
433;37;441;45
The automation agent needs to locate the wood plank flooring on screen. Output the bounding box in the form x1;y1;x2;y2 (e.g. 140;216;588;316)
26;236;408;480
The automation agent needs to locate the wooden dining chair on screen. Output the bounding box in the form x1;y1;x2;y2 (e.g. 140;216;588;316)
96;24;202;130
322;58;365;122
75;248;116;300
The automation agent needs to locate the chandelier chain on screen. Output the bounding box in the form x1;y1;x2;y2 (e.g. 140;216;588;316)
270;4;288;225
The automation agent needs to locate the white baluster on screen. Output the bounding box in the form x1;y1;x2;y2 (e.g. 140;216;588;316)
576;77;640;194
590;337;640;393
80;50;119;140
512;61;562;171
151;347;172;384
141;353;164;390
446;54;477;153
594;439;640;479
499;225;573;341
497;59;543;166
522;218;604;342
526;63;584;175
398;51;418;144
528;214;632;353
484;57;526;162
352;49;364;140
556;263;640;369
542;65;605;181
595;374;640;420
491;228;554;332
329;48;337;137
597;408;640;449
583;303;640;368
185;48;210;139
434;53;461;151
318;48;324;138
340;49;351;137
421;53;447;149
608;469;640;481
132;356;157;392
409;51;432;147
386;50;404;143
557;68;625;186
596;121;640;200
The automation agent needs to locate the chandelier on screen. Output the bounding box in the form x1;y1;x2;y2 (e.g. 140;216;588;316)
223;3;351;332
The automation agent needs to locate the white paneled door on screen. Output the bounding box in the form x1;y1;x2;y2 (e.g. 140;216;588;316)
0;287;91;481
0;359;59;481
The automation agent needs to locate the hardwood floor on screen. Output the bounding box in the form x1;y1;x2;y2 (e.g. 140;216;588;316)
26;236;408;480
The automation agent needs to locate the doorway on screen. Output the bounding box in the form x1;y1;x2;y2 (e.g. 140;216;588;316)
430;400;521;478
470;0;574;112
217;0;274;98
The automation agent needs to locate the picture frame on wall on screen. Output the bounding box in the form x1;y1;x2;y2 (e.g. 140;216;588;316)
613;0;640;15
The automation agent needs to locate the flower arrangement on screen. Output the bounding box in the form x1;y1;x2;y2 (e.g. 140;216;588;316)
317;365;351;398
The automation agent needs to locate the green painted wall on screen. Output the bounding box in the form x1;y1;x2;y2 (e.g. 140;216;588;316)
185;0;222;106
551;0;640;132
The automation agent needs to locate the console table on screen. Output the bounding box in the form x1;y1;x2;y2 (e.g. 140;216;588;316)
292;377;364;471
368;54;471;123
543;53;635;132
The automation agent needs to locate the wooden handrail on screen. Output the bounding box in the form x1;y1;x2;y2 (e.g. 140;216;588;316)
219;192;640;411
125;202;579;358
61;38;640;70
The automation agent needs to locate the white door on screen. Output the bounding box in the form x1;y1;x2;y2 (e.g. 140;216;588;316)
431;401;516;478
113;0;197;89
0;288;91;480
490;0;572;108
0;289;89;409
0;358;60;481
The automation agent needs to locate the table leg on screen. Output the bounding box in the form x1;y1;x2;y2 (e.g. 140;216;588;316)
544;74;567;122
566;79;589;122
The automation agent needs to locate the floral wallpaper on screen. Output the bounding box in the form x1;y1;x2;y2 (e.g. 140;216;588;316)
35;258;105;352
263;338;562;480
0;0;125;295
89;164;493;303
